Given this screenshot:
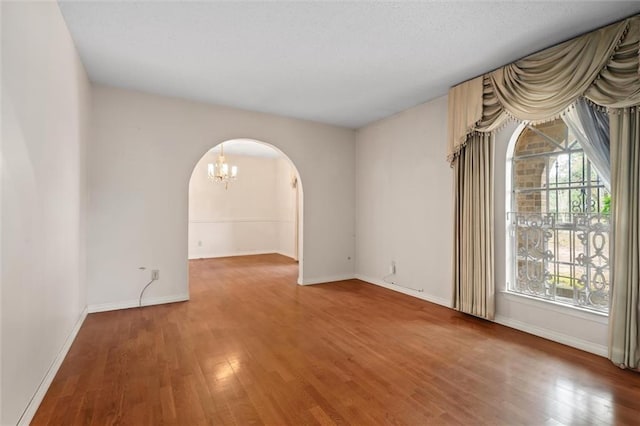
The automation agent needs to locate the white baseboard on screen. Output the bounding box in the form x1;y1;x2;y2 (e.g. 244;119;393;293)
188;249;279;260
298;274;355;285
88;293;190;313
354;274;451;308
189;251;297;262
494;315;608;357
275;250;297;260
18;307;88;426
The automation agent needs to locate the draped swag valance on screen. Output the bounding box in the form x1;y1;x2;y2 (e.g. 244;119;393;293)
447;14;640;164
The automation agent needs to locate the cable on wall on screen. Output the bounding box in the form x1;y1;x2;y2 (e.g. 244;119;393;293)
139;279;155;307
383;273;424;293
138;266;159;307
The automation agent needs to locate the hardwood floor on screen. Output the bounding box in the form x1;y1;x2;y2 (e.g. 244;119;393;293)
33;254;640;425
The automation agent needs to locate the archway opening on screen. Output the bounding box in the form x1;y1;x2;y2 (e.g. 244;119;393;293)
187;138;303;289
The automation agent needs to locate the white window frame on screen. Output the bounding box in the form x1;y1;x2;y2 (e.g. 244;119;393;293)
505;121;610;315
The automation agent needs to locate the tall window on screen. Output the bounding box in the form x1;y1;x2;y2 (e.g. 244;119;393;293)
508;119;610;313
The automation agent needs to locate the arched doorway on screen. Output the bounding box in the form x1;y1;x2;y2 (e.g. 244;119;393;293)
187;138;303;284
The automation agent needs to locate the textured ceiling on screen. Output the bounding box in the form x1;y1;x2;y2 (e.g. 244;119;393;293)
59;1;640;128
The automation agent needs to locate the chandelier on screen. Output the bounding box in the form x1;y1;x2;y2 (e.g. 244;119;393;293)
207;143;238;189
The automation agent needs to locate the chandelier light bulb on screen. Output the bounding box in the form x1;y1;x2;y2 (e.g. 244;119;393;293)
207;143;238;189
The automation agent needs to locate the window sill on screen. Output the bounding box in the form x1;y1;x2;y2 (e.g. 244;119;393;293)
499;291;608;325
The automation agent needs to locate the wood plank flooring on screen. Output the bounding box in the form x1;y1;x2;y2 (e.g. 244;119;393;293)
33;254;640;425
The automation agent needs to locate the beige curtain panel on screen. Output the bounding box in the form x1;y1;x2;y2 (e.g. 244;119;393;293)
453;133;495;320
609;108;640;369
448;12;640;367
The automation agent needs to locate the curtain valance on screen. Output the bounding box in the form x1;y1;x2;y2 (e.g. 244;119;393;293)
448;14;640;164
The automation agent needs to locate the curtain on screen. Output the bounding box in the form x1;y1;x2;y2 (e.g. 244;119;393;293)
453;133;495;320
563;98;611;189
447;15;640;163
447;13;640;365
586;18;640;108
448;77;483;163
609;107;640;369
490;20;628;121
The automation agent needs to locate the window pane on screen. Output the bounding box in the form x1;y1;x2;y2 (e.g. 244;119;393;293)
554;154;570;184
509;119;610;313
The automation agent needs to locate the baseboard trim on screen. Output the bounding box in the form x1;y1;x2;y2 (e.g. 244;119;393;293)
189;252;297;262
188;250;279;260
298;274;355;285
494;315;608;357
354;274;451;308
88;294;190;313
17;307;88;426
275;251;297;260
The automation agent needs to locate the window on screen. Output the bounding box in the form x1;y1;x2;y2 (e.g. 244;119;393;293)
507;119;610;313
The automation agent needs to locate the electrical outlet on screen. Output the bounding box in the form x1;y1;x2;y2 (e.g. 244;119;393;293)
151;270;160;280
198;240;203;247
390;261;396;275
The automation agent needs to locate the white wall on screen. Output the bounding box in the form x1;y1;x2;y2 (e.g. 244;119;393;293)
494;122;609;356
88;85;354;310
188;152;297;259
1;2;90;424
355;96;453;306
275;158;299;259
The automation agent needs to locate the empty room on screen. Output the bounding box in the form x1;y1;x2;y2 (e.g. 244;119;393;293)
3;1;640;425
